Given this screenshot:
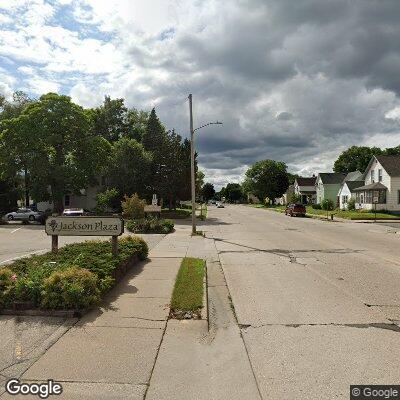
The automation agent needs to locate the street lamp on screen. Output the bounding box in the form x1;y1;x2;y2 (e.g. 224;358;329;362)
188;93;222;235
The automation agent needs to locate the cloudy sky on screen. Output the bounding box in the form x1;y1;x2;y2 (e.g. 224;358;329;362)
1;0;400;188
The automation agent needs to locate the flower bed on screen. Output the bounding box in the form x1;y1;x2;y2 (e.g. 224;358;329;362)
0;236;148;314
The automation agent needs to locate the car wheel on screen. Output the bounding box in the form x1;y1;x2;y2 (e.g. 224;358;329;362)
28;215;35;221
7;215;13;221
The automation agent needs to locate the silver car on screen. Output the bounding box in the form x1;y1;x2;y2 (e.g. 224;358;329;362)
4;208;43;222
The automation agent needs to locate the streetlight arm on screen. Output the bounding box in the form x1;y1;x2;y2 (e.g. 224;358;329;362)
193;121;223;132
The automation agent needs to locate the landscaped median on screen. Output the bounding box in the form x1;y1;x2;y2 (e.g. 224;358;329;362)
170;257;206;319
0;236;148;316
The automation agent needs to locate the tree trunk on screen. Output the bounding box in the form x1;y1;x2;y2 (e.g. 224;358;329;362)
24;166;29;207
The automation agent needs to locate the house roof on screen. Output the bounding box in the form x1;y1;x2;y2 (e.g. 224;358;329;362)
344;171;363;182
345;180;365;191
353;182;388;191
295;177;316;186
375;155;400;176
318;173;346;185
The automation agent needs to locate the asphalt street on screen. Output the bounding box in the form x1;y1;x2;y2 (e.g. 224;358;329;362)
206;205;400;400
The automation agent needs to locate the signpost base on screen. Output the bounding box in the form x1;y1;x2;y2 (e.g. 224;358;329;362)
112;236;118;256
52;235;58;253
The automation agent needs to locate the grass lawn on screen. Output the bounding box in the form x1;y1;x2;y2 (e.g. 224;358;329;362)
170;257;205;315
248;204;286;212
305;206;400;220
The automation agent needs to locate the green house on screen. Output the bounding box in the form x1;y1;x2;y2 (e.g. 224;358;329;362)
316;173;346;205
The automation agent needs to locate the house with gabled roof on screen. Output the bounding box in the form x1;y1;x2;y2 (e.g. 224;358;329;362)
338;170;364;209
354;155;400;211
294;176;317;204
315;173;346;205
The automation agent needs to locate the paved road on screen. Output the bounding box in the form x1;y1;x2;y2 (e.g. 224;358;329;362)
206;205;400;400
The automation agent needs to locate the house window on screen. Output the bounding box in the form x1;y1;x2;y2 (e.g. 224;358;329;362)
371;170;375;183
360;194;364;203
378;169;382;182
64;195;70;207
398;190;400;204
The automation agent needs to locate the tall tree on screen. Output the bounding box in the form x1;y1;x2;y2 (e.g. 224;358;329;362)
0;93;111;213
0;91;35;205
201;182;215;201
89;96;129;142
107;137;152;198
142;108;168;198
244;160;289;203
333;146;383;174
224;183;244;203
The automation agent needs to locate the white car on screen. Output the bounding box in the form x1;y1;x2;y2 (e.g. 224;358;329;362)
62;208;85;216
4;208;43;222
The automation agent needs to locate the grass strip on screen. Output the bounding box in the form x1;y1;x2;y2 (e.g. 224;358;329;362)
171;257;205;313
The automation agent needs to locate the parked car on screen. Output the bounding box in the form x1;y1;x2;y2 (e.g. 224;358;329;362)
62;208;85;217
4;208;44;222
216;202;225;208
285;203;306;217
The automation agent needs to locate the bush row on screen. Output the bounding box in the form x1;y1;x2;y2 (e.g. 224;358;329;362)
126;217;174;234
0;236;148;310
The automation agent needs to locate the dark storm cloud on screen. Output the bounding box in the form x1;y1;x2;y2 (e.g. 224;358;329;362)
122;0;400;187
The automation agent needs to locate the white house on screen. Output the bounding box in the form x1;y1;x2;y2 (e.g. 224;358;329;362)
294;177;316;204
353;155;400;212
338;171;363;209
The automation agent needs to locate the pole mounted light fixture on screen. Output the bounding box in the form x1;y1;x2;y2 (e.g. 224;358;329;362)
188;94;222;235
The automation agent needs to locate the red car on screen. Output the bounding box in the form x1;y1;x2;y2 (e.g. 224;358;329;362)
285;203;306;217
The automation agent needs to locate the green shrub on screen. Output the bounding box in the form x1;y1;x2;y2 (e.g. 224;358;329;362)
288;193;302;204
122;193;146;219
126;217;174;234
312;204;322;209
0;268;15;308
347;198;356;211
41;267;100;309
119;235;149;260
95;188;120;214
321;199;335;211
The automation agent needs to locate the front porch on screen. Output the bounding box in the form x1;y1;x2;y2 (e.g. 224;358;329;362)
354;182;387;210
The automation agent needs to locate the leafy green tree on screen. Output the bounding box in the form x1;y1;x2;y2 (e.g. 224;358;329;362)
142;108;168;197
107;137;152;198
244;160;289;204
1;93;111;213
224;183;244;203
95;188;120;214
287;172;300;185
201;182;215;201
0;91;35;205
333;146;383;174
384;146;400;155
126;108;149;142
88;96;129;142
196;170;205;194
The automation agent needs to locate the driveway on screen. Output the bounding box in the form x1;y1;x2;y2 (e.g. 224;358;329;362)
205;205;400;400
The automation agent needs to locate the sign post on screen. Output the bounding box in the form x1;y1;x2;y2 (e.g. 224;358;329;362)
45;216;124;254
373;191;379;223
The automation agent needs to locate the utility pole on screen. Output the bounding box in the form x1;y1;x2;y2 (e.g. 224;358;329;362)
189;94;196;235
